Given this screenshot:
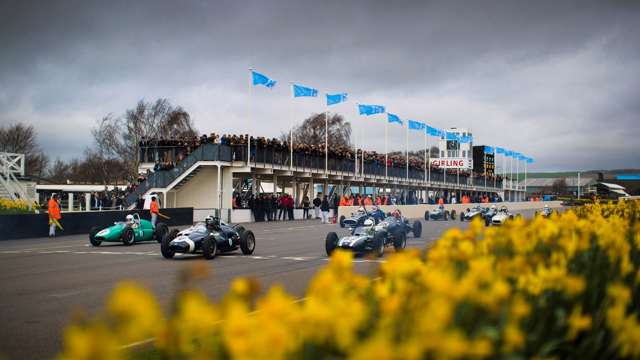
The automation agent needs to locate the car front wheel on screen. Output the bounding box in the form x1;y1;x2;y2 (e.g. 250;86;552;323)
202;235;217;260
325;232;339;256
424;211;429;221
161;229;178;259
121;227;135;246
393;229;406;251
89;226;101;247
240;230;255;255
412;221;422;238
154;222;168;243
373;232;385;258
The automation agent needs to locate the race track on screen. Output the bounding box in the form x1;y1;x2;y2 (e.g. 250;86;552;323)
0;209;539;359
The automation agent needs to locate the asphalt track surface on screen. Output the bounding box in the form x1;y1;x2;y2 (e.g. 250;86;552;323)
0;209;539;359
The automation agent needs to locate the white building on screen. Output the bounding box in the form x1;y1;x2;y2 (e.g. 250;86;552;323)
435;127;473;170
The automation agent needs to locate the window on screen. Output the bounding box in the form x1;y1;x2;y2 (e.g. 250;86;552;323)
462;150;466;158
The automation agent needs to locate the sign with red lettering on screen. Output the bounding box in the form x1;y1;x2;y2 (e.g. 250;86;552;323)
430;158;470;169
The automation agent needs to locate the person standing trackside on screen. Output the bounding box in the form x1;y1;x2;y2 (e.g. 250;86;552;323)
313;193;321;219
320;195;330;224
302;195;310;220
48;194;61;237
150;196;160;226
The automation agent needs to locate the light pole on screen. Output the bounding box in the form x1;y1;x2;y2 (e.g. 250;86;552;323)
577;172;581;199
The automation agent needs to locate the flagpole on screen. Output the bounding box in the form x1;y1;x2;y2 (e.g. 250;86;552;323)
423;129;427;182
405;122;408;181
524;160;528;199
516;156;520;200
325;108;328;175
385;117;388;180
248;68;253;166
289;82;294;170
484;149;487;189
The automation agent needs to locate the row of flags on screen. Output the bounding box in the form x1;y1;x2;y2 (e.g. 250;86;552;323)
251;69;534;164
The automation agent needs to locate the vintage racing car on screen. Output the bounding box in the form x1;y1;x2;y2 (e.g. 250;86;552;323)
459;206;488;222
339;206;386;228
425;205;456;221
89;213;168;246
160;216;255;259
325;217;407;257
488;206;521;226
535;205;556;218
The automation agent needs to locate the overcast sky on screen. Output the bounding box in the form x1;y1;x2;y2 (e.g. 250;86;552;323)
1;0;639;171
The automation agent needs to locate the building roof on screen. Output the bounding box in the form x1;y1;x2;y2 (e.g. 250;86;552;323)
519;177;597;187
599;182;626;190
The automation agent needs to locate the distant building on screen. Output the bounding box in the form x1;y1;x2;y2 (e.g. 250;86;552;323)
519;177;597;196
436;127;472;170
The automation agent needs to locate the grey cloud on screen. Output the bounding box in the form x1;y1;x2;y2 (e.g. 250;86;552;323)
1;0;639;171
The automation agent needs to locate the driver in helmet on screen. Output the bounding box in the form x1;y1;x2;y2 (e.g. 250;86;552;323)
363;218;375;235
126;214;138;228
357;206;366;214
205;215;220;230
391;209;402;219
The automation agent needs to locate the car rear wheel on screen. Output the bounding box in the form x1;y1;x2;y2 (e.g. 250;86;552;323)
339;215;346;228
154;222;168;243
89;226;101;247
412;221;422;238
424;211;429;221
509;215;514;221
444;211;449;220
485;217;491;227
121;227;135;246
202;235;217;260
373;232;385;258
393;229;406;251
325;232;339;256
450;210;457;221
161;229;178;259
240;230;255;255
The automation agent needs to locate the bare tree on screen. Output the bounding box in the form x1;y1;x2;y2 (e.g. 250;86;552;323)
92;98;198;179
280;113;351;147
0;123;49;178
552;178;568;195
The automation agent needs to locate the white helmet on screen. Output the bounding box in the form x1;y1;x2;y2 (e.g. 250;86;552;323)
491;205;496;209
205;215;214;225
126;214;134;222
358;206;366;213
363;218;374;227
544;204;549;209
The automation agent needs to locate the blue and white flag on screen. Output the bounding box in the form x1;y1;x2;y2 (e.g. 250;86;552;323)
518;154;527;161
326;93;347;106
504;150;513;157
408;120;425;130
527;157;534;164
484;146;494;154
426;125;441;137
387;113;403;125
293;84;318;97
251;70;277;88
358;104;385;116
495;147;505;154
445;132;460;141
460;135;473;143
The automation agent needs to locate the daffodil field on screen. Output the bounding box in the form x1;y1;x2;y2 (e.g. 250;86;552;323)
0;198;35;214
61;201;640;360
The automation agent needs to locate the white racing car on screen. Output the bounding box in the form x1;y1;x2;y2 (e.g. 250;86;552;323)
488;206;522;226
535;205;557;218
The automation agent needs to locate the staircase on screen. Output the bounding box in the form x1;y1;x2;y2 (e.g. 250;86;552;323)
0;152;31;204
125;143;228;207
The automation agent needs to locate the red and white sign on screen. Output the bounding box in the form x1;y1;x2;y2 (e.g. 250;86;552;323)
430;158;470;169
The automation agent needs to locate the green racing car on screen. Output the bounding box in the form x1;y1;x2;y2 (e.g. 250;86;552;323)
89;213;168;246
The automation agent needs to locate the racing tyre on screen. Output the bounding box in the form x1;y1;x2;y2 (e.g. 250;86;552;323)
373;232;385;258
161;229;178;259
485;217;491;227
121;227;135;246
89;226;101;247
444;211;449;221
393;229;406;251
424;211;429;221
509;215;514;221
154;222;168;243
239;230;256;255
412;221;422;238
450;210;457;221
325;232;339;256
202;234;217;260
339;215;346;228
460;212;464;222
